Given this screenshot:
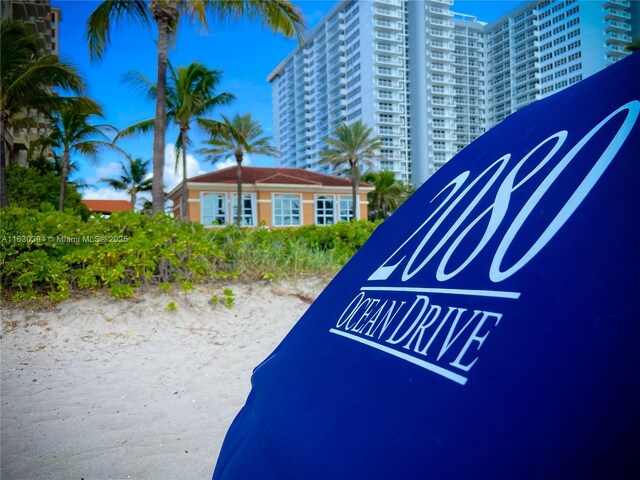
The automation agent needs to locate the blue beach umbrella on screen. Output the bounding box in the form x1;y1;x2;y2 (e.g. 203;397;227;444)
213;52;640;479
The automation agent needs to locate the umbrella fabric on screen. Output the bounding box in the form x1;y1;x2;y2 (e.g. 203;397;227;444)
213;52;640;480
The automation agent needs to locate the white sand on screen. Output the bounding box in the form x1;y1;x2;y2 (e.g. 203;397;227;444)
1;277;328;480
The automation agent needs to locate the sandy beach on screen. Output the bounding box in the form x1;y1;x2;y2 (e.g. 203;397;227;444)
1;277;328;480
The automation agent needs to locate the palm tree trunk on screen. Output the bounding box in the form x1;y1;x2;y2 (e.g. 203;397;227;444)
150;8;171;215
181;128;189;218
235;153;243;225
130;190;137;210
0;116;8;208
58;152;70;211
351;163;359;221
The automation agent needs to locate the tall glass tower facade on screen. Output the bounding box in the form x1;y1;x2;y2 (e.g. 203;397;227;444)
269;0;638;185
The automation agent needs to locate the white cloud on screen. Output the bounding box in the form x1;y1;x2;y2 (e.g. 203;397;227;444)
163;143;207;192
82;144;213;212
85;160;123;185
81;186;130;201
212;154;251;171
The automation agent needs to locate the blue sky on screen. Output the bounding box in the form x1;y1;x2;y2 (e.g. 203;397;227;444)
53;0;523;201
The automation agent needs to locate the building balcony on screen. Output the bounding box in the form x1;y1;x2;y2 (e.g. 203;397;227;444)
432;86;456;95
377;80;403;89
452;68;469;77
376;93;402;102
429;6;453;17
375;56;403;66
605;8;631;20
375;19;402;31
431;120;456;129
376;105;403;114
430;98;455;106
430;40;454;51
379;142;402;149
377;69;403;79
429;29;454;40
328;81;344;94
431;75;453;85
454;98;483;107
431;63;454;73
430;18;455;28
605;0;631;7
431;52;455;62
605;31;632;44
431;144;457;154
374;7;401;19
376;44;398;54
605;20;631;32
328;66;346;78
378;116;403;124
453;29;475;39
607;44;631;57
375;32;403;42
378;129;403;137
430;109;455;119
432;133;457;141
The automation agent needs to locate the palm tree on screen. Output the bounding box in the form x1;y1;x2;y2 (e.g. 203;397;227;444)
33;106;117;210
118;62;234;217
320;120;383;221
361;170;406;221
199;113;278;225
86;0;305;215
0;19;87;207
100;156;153;208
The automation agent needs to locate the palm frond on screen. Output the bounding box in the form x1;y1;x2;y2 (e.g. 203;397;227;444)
86;0;150;62
206;0;306;43
114;119;155;141
122;70;157;101
4;55;85;108
100;178;128;191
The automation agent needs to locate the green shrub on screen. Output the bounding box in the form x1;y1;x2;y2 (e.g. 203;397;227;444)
0;207;380;302
166;301;178;311
223;287;235;308
110;283;135;299
6;166;90;219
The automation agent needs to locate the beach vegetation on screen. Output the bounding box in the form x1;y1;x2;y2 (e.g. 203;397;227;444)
110;283;135;299
209;288;235;308
0;207;380;303
223;287;235;308
180;279;194;300
166;301;178;311
361;170;411;221
5;166;89;218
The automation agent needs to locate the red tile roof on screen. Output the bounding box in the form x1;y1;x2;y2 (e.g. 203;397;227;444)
188;166;371;188
82;199;132;213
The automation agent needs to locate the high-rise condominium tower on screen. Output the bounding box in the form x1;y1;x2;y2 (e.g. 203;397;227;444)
268;0;638;185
